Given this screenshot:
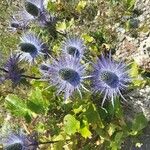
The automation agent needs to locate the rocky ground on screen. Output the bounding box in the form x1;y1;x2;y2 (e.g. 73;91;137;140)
116;0;150;149
115;0;150;120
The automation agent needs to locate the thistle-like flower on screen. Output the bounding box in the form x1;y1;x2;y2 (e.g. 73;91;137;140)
18;33;46;63
0;131;38;150
24;0;42;17
3;54;24;86
61;37;86;59
92;54;130;106
40;57;89;100
23;0;53;26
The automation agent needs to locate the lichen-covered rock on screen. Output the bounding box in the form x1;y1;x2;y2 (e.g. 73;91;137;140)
115;0;150;71
115;35;138;60
125;85;150;121
133;37;150;71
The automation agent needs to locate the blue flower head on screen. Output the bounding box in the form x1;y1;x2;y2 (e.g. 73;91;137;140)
4;54;24;86
0;131;38;150
40;57;89;100
24;0;42;17
19;33;45;63
61;36;86;59
24;0;52;26
13;0;54;28
92;54;130;107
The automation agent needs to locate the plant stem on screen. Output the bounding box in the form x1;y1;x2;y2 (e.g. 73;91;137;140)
21;75;41;80
38;139;70;145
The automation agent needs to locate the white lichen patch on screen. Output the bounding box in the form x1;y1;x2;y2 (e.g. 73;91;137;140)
133;37;150;71
126;85;150;121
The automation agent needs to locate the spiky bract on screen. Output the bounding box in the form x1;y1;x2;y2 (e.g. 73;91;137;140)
4;54;24;85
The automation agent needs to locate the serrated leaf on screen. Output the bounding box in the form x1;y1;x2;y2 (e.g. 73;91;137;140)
64;114;80;135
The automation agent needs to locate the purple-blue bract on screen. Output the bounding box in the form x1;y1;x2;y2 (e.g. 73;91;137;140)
40;57;88;100
4;54;24;85
92;54;130;106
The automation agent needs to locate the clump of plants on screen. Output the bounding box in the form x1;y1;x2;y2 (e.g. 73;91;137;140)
0;0;149;150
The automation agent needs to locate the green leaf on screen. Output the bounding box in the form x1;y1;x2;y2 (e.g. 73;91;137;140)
131;113;148;135
56;21;67;31
130;61;145;86
84;103;104;128
80;126;91;138
5;94;28;116
130;61;139;78
27;87;49;114
5;94;32;122
73;105;83;114
79;119;91;138
110;131;123;150
109;98;123;118
82;34;94;43
64;114;80;135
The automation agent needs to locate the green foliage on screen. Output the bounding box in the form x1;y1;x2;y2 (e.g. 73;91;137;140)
64;114;80;135
130;113;148;136
124;0;136;10
5;94;33;123
76;1;87;13
27;87;49;114
83;103;104;128
130;61;147;87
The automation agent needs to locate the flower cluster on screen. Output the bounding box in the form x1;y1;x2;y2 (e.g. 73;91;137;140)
40;37;130;104
0;0;131;107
